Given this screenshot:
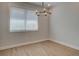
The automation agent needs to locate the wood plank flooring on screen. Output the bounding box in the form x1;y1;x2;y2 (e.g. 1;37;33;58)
0;40;79;56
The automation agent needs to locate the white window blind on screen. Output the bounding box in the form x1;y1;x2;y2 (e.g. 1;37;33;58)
26;11;38;31
10;7;38;32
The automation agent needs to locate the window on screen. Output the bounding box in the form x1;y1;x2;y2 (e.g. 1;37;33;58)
10;7;25;32
26;11;38;31
10;7;38;32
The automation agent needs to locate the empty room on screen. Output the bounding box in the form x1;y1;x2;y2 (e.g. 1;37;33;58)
0;2;79;56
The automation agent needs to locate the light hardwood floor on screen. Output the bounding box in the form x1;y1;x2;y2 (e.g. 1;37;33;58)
0;40;79;56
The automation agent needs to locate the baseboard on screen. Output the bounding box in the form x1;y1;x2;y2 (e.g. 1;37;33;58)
0;39;48;50
1;38;79;51
49;39;79;50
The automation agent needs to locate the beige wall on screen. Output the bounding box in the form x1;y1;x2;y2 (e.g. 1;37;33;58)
0;3;49;49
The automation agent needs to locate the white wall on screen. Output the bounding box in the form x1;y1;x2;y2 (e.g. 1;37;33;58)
0;4;2;45
0;2;49;50
50;3;79;49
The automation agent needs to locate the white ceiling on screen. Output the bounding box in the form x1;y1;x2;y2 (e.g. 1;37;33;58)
30;2;79;7
30;2;57;7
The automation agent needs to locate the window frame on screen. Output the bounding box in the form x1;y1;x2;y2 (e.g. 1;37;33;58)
9;7;38;32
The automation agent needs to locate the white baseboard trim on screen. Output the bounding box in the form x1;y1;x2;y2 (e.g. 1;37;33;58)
49;39;79;50
0;39;48;50
1;38;79;51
